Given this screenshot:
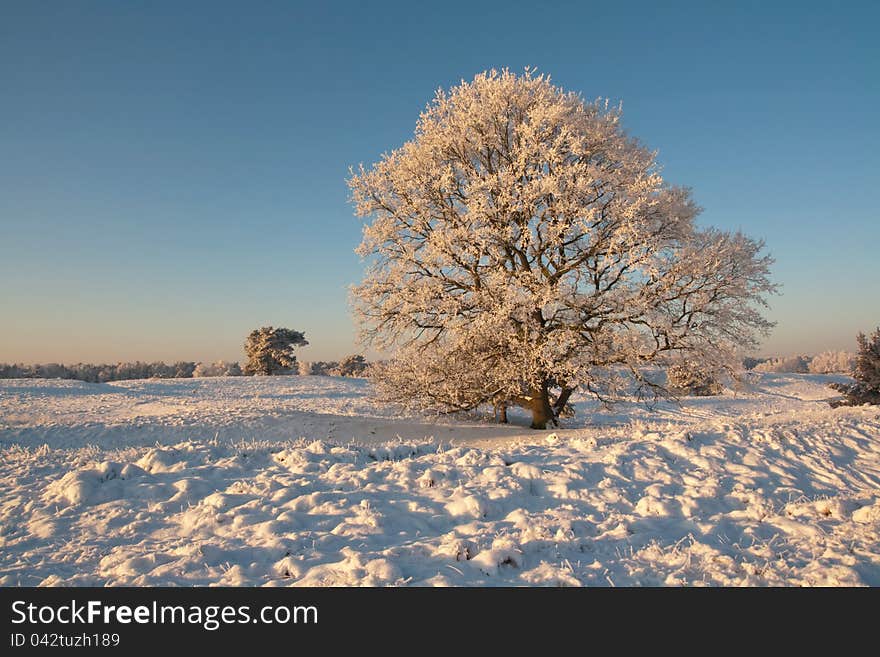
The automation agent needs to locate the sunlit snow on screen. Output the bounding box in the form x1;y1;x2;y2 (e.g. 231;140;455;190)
1;374;877;586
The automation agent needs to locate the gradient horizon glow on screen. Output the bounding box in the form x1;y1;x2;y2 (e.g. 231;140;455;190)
1;1;877;364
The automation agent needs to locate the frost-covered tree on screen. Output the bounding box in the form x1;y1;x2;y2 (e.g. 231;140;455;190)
808;351;856;374
665;360;723;397
243;326;308;375
350;69;776;429
334;354;369;377
830;328;880;406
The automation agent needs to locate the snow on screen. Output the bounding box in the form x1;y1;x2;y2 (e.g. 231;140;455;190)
1;374;878;586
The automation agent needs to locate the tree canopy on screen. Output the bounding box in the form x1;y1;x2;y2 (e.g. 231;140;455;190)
243;326;308;375
350;69;775;428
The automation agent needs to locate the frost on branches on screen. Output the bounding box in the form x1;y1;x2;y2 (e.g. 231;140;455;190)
665;360;723;397
350;70;776;429
243;327;308;376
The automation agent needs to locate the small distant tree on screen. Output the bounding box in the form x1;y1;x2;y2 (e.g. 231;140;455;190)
243;326;308;375
830;328;880;407
334;354;369;377
666;360;723;396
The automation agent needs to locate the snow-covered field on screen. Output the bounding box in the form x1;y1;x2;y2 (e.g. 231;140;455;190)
1;374;878;586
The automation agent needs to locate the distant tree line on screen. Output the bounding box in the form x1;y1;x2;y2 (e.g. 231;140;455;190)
0;361;198;382
0;354;372;382
0;349;853;383
0;326;377;382
743;351;857;374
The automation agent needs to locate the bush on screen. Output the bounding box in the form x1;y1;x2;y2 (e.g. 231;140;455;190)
666;360;723;396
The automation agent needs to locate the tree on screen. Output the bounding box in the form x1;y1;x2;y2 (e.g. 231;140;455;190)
243;326;308;375
334;354;369;377
829;328;880;406
808;351;856;374
349;69;776;429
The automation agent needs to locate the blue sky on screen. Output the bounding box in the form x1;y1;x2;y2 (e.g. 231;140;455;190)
1;1;877;363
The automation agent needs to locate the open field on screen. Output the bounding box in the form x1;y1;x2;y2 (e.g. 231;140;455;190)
1;374;878;586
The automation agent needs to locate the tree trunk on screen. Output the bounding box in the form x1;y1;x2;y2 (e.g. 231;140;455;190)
529;385;553;430
495;402;508;424
552;386;575;418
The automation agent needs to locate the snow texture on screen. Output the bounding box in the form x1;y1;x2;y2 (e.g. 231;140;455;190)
1;374;878;586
